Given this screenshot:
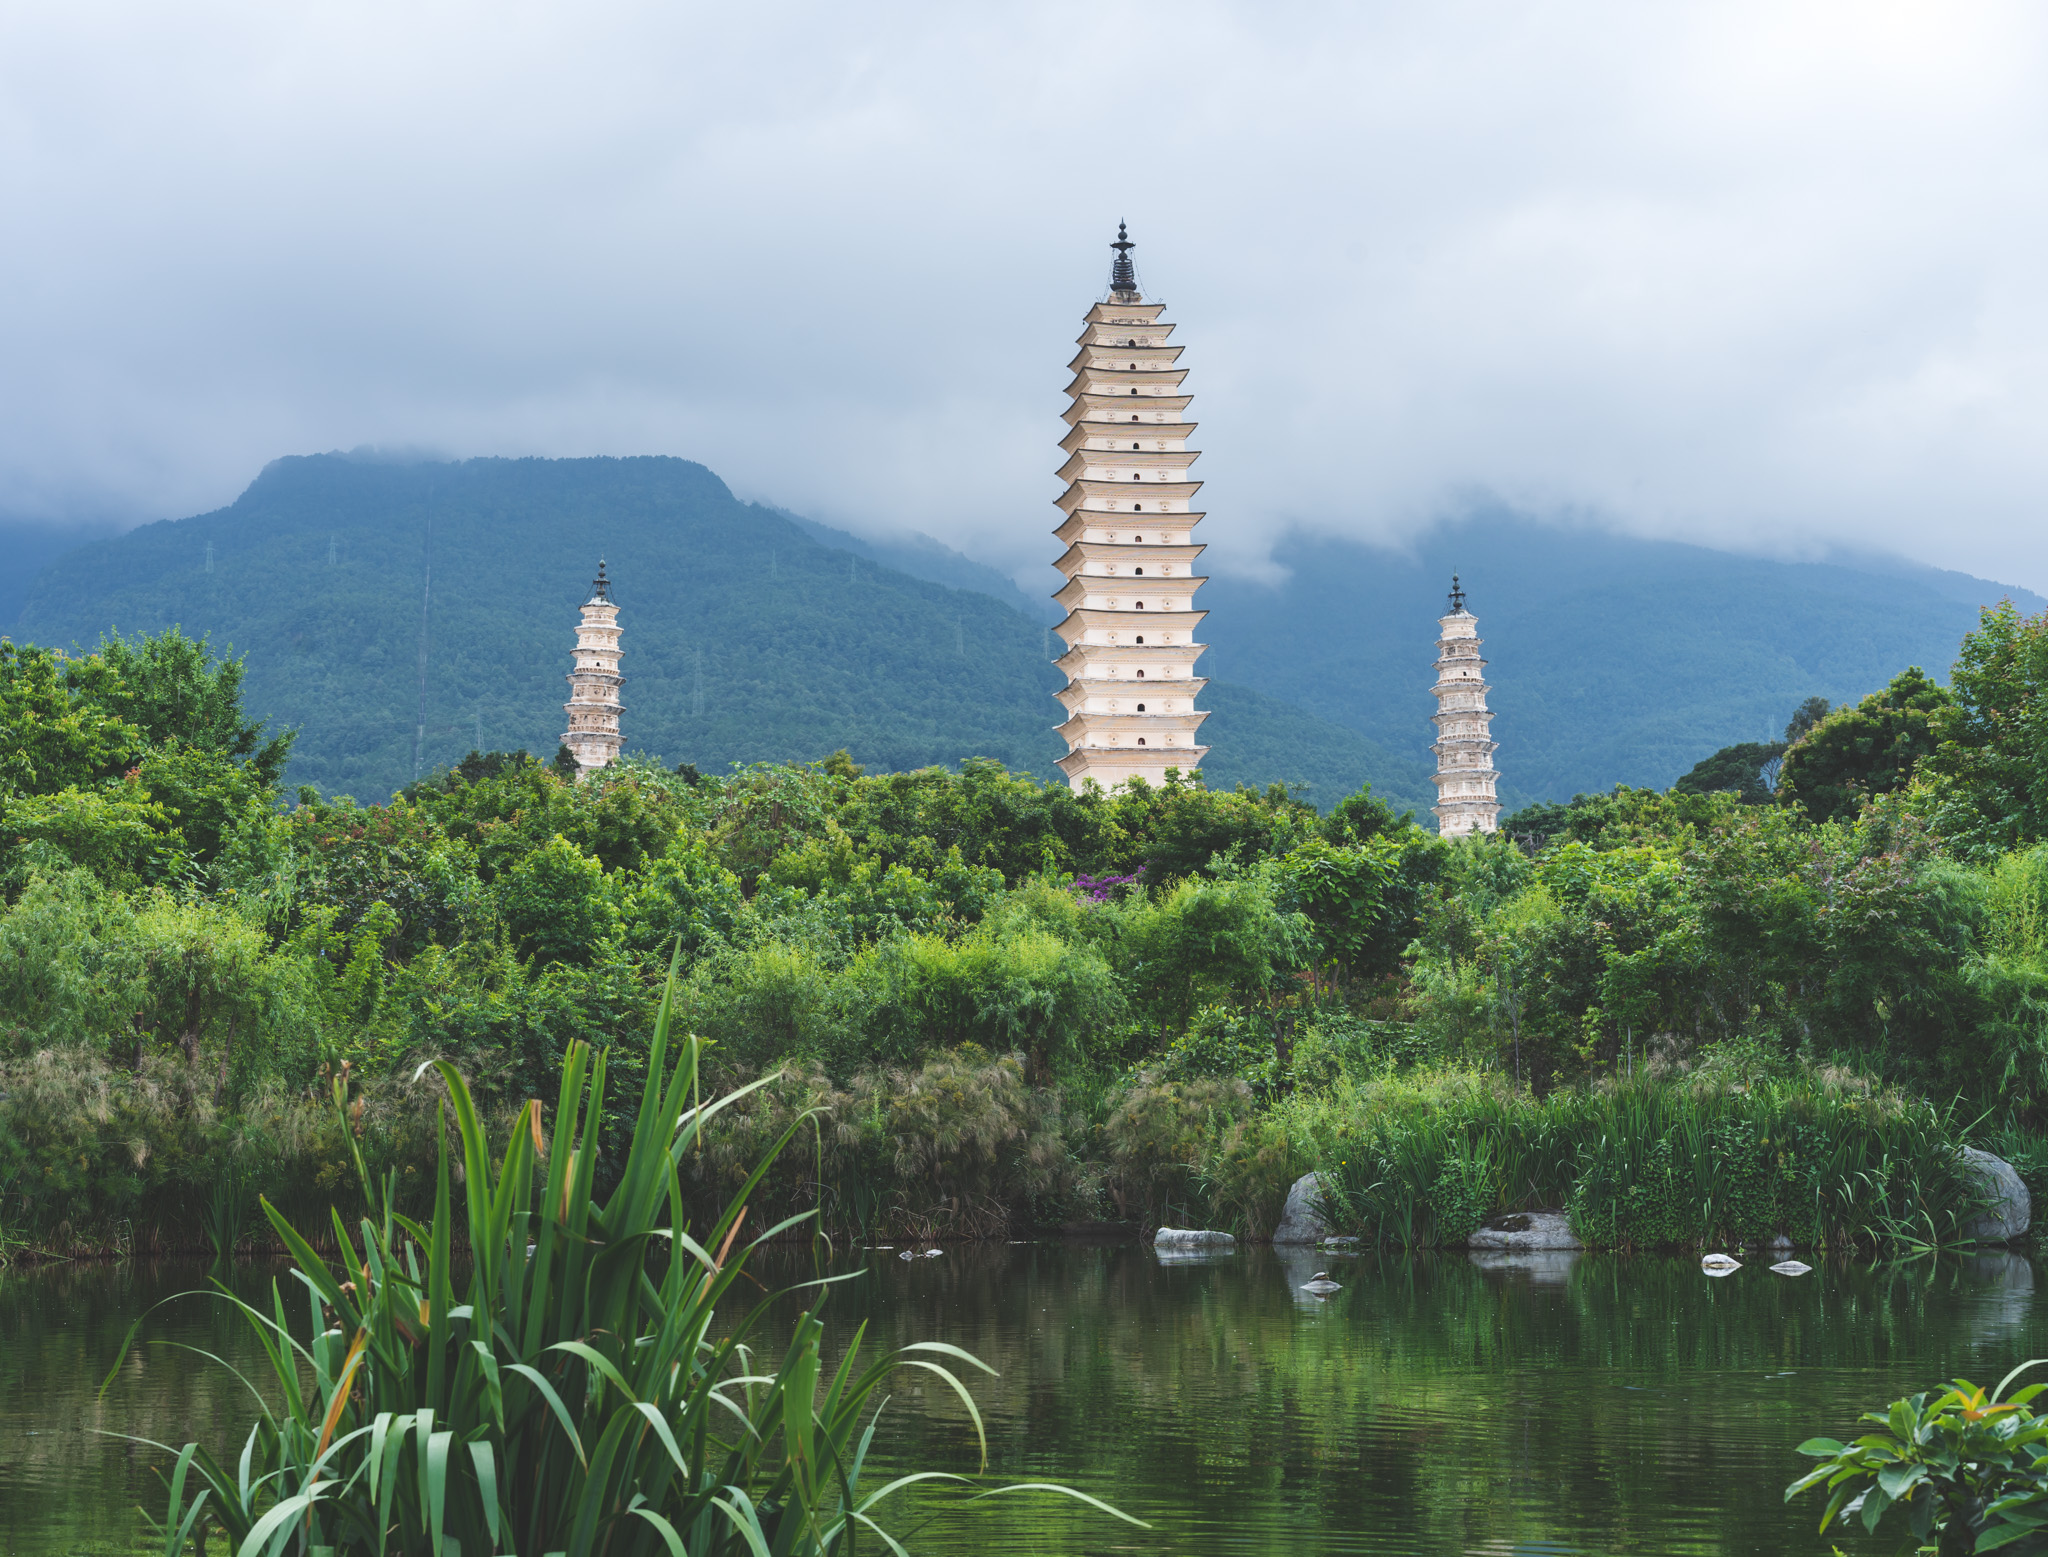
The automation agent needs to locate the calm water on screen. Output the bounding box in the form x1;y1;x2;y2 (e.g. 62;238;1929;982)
2;1243;2040;1555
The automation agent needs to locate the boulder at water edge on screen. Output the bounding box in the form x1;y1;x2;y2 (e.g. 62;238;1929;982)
1154;1227;1235;1248
1465;1211;1583;1251
1963;1147;2032;1242
1272;1172;1333;1244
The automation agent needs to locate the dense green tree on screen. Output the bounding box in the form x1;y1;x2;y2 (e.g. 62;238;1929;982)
1670;741;1784;803
1501;786;1737;854
1784;694;1833;743
61;629;292;786
2;632;291;891
501;834;622;965
1923;601;2048;856
1778;666;1952;823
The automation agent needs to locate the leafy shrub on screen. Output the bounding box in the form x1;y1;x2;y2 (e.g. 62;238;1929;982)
1788;1366;2048;1550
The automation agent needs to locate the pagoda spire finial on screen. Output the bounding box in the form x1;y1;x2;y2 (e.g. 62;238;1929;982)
1109;220;1139;298
591;557;610;602
1448;573;1465;613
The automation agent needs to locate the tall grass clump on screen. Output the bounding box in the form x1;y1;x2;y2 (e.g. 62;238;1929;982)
1322;1067;1978;1251
103;959;1139;1556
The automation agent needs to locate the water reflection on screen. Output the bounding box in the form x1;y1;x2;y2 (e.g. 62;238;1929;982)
3;1247;2044;1555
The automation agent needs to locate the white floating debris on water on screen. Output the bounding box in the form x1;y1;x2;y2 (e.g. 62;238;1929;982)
1701;1253;1742;1276
1770;1260;1814;1276
1300;1271;1343;1295
922;1248;943;1258
898;1251;915;1261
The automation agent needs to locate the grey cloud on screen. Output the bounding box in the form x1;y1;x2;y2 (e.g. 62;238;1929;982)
4;2;2048;593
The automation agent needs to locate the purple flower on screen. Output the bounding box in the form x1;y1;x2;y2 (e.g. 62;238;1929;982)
1071;871;1141;903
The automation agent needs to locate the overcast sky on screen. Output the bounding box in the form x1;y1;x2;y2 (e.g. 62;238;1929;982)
6;2;2048;593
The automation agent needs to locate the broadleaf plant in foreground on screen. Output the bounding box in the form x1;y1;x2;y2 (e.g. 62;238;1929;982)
100;949;1141;1555
1787;1361;2048;1552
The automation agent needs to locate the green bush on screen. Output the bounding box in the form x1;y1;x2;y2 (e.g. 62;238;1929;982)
1788;1366;2048;1550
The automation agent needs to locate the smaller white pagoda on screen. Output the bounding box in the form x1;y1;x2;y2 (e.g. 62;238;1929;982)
561;560;623;781
1430;575;1501;836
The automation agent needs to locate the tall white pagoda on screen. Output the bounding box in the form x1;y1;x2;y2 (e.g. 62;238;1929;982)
1052;223;1210;790
1430;575;1501;835
561;560;623;781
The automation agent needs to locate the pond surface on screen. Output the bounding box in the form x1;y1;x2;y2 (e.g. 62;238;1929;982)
1;1242;2040;1555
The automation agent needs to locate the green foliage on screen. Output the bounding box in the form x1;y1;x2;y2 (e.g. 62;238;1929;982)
1788;1366;2048;1552
11;621;2048;1254
1925;600;2048;858
502;834;622;964
1501;785;1737;853
1319;1066;1975;1251
1785;695;1834;744
1779;665;1952;823
1670;740;1786;803
110;972;1139;1556
1;630;290;890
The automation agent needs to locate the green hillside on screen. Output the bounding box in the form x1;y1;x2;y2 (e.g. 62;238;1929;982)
13;454;1431;810
1203;516;2046;802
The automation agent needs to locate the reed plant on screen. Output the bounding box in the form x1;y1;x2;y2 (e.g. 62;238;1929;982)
1323;1068;1980;1250
102;958;1138;1555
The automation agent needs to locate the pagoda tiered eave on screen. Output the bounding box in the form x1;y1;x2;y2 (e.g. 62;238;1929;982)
1055;480;1201;516
1054;510;1202;545
1054;607;1206;643
1055;676;1209;713
1059;420;1198;453
1083;300;1167;323
1064;368;1188;396
1068;345;1184;373
1053;574;1205;611
1078;318;1175;345
1055;746;1211;782
1053;540;1205;574
1057;705;1210;736
1054;448;1199;482
1053;642;1206;676
1064;396;1194;427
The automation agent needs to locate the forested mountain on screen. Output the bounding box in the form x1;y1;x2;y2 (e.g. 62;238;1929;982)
12;454;1430;809
12;453;2036;810
1200;516;2045;802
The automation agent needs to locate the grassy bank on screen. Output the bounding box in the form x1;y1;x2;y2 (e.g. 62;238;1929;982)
0;1040;1999;1260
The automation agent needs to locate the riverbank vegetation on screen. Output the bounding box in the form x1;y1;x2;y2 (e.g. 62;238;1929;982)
5;603;2048;1255
106;964;1136;1555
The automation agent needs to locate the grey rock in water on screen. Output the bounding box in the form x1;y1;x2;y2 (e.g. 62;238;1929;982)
1770;1259;1814;1276
1465;1210;1583;1251
1272;1172;1333;1244
1153;1227;1235;1248
1154;1245;1236;1265
1962;1148;2032;1243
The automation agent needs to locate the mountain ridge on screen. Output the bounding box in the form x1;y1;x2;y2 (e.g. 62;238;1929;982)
12;453;1433;810
10;454;2038;813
